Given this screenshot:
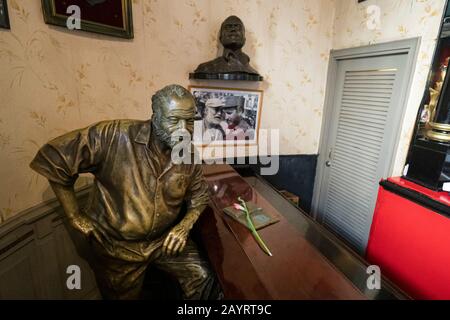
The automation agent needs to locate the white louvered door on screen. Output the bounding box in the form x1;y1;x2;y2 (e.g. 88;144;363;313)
317;54;408;253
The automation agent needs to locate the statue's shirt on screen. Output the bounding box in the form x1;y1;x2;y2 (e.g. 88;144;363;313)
30;120;209;244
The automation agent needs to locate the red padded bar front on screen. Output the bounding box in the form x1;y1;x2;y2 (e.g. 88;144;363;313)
366;178;450;299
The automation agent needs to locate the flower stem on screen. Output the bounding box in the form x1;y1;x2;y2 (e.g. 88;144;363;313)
238;197;273;257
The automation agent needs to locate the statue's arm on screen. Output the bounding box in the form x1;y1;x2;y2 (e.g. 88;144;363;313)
162;205;206;256
162;165;209;256
180;204;207;232
50;181;94;236
30;121;114;235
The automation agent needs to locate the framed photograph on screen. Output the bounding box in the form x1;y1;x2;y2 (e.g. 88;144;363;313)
41;0;133;39
189;86;263;146
0;0;10;29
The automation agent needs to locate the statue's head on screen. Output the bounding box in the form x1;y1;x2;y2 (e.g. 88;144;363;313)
219;15;245;50
151;84;196;149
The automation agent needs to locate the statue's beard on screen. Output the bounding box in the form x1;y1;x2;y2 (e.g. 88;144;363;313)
153;121;174;149
153;121;191;150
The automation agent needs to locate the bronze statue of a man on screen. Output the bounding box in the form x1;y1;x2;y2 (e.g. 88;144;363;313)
30;84;221;299
191;15;262;80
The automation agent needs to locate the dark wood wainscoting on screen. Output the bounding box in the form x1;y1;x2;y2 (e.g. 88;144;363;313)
0;188;100;299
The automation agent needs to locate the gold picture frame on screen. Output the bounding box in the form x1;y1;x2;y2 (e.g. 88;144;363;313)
41;0;133;39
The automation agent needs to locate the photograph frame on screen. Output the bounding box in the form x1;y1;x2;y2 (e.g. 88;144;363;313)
41;0;134;39
0;0;10;30
189;85;264;147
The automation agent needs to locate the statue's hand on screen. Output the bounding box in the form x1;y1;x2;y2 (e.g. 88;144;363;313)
70;214;95;236
162;222;190;256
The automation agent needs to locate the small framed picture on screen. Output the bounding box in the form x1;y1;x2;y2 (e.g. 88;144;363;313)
41;0;133;39
189;86;263;146
0;0;10;29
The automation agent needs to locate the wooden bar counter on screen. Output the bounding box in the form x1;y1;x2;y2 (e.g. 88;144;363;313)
197;164;408;300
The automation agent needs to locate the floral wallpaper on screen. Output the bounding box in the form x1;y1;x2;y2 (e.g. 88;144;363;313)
0;0;445;222
0;0;335;221
333;0;446;177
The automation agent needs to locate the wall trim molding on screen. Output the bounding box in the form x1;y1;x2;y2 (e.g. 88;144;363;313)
0;185;99;299
0;185;91;239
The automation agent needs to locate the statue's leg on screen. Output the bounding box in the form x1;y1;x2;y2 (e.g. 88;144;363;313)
151;238;223;300
89;238;149;300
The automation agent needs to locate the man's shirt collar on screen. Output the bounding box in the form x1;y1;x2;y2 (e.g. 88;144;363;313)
134;120;151;145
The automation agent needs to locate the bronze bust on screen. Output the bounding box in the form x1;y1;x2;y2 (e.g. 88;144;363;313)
30;84;222;300
190;16;263;81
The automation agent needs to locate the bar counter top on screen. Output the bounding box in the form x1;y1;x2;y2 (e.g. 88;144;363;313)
197;164;408;300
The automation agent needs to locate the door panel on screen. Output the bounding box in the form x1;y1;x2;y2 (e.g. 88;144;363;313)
318;54;408;253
